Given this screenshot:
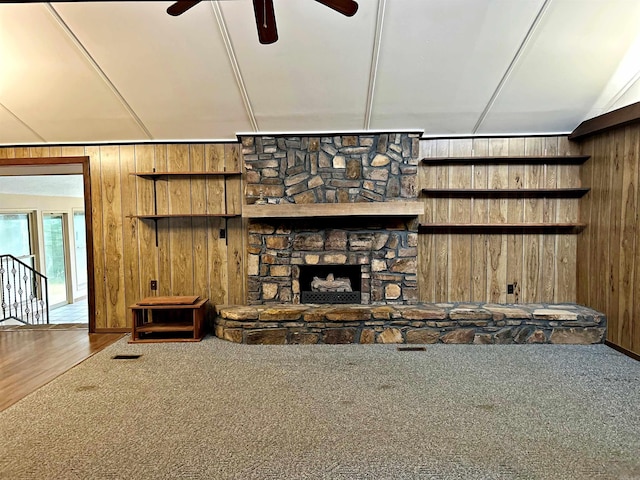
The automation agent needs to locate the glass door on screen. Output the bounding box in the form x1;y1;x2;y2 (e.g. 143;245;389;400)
43;213;69;307
73;210;87;295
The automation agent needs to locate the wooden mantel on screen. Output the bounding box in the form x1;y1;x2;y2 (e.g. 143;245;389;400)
242;201;424;218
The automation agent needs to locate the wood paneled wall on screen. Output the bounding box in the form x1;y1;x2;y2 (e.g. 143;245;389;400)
5;134;619;335
418;136;581;303
0;144;244;331
578;125;640;355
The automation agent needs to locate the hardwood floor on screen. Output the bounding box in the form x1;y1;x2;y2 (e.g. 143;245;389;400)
0;329;123;411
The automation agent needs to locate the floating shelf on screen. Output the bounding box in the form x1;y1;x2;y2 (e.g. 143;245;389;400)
242;201;424;218
420;155;589;166
133;214;240;219
131;171;241;178
421;188;590;198
132;171;240;246
418;223;587;234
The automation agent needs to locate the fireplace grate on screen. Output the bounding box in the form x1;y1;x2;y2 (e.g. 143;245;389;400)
301;291;360;304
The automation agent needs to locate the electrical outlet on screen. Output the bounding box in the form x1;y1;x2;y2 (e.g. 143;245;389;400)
507;284;514;294
150;280;158;291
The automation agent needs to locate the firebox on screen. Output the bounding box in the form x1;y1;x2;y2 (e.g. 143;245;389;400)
299;265;361;304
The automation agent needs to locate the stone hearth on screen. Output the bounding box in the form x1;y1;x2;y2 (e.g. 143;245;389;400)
214;303;606;345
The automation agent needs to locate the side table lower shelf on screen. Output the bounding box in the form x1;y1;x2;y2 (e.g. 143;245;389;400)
129;297;209;343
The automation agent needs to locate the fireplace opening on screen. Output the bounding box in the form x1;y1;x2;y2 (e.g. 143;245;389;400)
299;265;361;304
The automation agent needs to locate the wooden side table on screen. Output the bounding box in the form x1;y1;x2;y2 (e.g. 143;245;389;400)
129;296;209;343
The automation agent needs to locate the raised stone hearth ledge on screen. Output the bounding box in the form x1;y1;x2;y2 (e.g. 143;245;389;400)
242;201;424;218
214;303;606;345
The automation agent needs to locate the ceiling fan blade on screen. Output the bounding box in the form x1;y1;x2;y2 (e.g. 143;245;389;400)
253;0;278;44
314;0;358;17
167;1;202;17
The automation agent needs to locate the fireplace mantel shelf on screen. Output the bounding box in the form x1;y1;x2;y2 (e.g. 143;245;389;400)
242;201;424;218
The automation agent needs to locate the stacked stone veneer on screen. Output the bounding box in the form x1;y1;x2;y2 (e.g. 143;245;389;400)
241;133;420;205
248;218;418;304
215;303;606;345
242;133;421;305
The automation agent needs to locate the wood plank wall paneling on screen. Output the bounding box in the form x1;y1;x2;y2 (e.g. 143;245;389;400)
0;144;244;331
556;137;581;300
135;145;158;299
487;138;509;302
86;146;107;327
471;138;488;301
99;145;126;329
449;139;473;299
577;125;640;355
120;145;141;326
418;135;580;304
224;144;245;304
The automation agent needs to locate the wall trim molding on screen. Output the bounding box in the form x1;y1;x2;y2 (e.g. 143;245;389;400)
605;340;640;362
570;101;640;140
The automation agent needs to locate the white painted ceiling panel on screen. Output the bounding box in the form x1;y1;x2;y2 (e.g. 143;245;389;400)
1;0;640;144
610;76;640;112
0;4;146;143
0;106;43;144
478;0;640;134
220;0;377;132
586;22;640;119
371;0;546;135
54;1;252;140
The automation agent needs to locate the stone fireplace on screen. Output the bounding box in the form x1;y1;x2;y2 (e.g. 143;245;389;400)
242;132;421;306
214;132;608;345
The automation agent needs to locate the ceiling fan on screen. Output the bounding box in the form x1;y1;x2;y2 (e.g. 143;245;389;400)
167;0;359;45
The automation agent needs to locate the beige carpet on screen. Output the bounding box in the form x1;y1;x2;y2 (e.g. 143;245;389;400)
1;337;639;479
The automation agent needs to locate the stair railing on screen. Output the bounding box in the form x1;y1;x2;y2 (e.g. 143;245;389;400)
0;254;49;325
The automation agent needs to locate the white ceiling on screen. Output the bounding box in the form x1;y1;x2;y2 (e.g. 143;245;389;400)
1;0;640;145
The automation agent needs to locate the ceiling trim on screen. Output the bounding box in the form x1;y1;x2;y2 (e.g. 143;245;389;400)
602;70;640;113
472;0;552;134
0;102;46;142
235;129;424;139
211;1;259;132
363;0;386;130
45;4;153;140
421;131;572;140
0;138;241;148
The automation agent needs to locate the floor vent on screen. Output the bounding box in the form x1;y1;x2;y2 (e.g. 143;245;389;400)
112;354;142;360
397;346;426;352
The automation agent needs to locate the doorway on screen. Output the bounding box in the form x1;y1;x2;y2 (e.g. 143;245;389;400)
0;157;95;332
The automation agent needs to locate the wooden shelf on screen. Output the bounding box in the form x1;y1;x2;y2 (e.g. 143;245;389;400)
135;323;194;333
129;297;208;343
418;223;586;234
242;201;424;218
132;171;240;245
131;171;241;178
133;214;240;219
421;155;589;166
421;188;589;198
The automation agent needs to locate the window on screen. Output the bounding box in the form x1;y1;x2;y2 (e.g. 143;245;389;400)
0;213;34;266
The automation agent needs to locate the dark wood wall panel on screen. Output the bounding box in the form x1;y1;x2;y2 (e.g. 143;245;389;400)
578;125;640;355
418;135;581;304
